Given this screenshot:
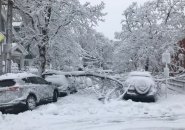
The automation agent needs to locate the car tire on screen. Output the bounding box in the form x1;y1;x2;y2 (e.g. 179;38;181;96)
0;109;5;114
60;92;68;97
26;95;37;110
53;90;58;102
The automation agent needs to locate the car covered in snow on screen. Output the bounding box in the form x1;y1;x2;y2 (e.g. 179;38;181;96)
0;73;59;111
42;70;78;96
42;70;93;96
123;71;157;102
44;74;77;96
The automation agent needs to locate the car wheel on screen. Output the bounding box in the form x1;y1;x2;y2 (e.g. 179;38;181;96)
0;109;5;114
69;87;77;94
26;95;37;110
53;90;58;102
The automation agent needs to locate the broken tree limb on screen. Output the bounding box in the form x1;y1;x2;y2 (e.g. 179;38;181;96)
64;71;124;88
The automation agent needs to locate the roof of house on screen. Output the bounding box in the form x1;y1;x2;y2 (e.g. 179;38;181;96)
11;43;28;56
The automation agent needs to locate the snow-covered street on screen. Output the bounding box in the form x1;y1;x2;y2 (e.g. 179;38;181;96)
1;90;185;130
1;0;185;129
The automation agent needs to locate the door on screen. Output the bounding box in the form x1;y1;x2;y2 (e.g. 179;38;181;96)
25;77;46;101
35;77;53;100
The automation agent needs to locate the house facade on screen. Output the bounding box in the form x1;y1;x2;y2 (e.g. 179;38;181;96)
0;5;28;75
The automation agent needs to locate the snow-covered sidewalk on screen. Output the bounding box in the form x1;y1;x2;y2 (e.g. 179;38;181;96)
0;91;185;130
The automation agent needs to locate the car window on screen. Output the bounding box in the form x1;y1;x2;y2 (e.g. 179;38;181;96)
22;78;31;84
36;77;48;84
0;79;16;87
42;73;56;79
24;77;48;85
27;77;39;84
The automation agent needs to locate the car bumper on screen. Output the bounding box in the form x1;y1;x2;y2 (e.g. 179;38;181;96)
58;87;77;96
0;99;26;110
58;91;68;97
123;91;156;102
57;87;68;97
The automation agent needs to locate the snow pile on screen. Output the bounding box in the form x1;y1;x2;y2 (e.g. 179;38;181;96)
36;92;185;119
56;93;102;117
0;92;185;130
0;112;3;122
42;104;59;115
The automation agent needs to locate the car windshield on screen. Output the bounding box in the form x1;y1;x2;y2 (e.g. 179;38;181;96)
0;79;16;88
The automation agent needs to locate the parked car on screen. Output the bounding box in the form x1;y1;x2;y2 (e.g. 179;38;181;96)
42;70;93;96
0;73;59;111
123;71;157;102
45;74;77;96
42;71;78;96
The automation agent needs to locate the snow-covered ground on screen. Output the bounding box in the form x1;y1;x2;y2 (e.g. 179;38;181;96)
0;90;185;130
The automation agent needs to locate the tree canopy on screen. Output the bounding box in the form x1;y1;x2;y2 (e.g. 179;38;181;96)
114;0;185;73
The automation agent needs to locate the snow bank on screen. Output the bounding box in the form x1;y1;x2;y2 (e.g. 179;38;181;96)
0;91;185;130
37;92;185;119
0;112;3;122
42;104;59;115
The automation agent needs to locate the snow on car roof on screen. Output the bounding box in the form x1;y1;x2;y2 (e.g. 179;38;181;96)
0;72;37;80
128;71;152;77
43;70;86;76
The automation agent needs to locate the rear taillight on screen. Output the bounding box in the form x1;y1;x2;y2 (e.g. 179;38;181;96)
8;86;21;91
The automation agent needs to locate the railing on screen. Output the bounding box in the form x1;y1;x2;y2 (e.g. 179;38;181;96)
154;77;185;94
168;78;185;92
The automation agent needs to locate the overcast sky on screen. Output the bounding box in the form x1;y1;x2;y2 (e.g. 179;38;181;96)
79;0;150;40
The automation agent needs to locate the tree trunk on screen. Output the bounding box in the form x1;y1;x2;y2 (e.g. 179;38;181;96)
145;57;149;71
38;45;47;75
38;5;51;75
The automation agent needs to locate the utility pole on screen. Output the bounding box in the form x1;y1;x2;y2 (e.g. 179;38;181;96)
5;0;13;73
0;0;3;75
0;0;2;31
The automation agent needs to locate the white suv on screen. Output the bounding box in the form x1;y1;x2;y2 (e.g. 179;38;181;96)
0;73;59;112
124;71;157;102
